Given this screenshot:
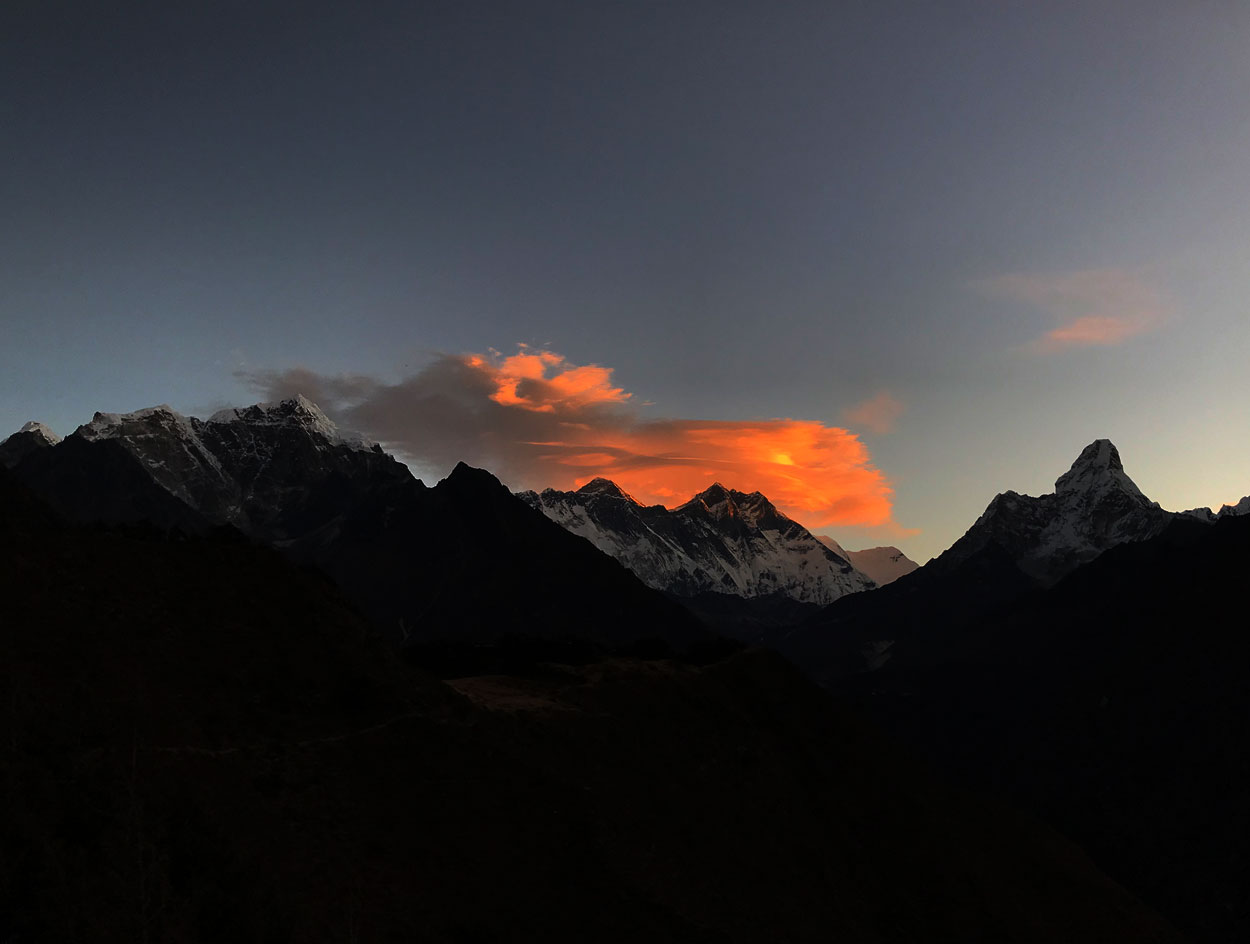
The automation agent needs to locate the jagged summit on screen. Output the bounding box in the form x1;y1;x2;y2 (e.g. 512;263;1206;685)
576;477;640;503
211;392;326;424
0;421;63;469
679;483;735;517
935;438;1172;585
1222;496;1250;517
18;421;60;445
66;396;375;452
1054;439;1147;501
676;483;786;530
209;395;375;449
75;404;190;441
7;396;403;535
520;480;875;606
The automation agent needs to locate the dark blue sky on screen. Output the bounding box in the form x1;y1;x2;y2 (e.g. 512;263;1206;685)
4;1;1248;559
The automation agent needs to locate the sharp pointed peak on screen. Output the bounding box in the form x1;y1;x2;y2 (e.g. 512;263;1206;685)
443;461;509;493
208;396;376;449
210;394;331;425
691;482;735;501
1070;439;1123;470
15;421;60;445
1054;439;1146;499
575;477;640;503
674;483;792;530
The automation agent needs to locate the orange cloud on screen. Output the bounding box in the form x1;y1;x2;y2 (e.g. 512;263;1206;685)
539;417;894;527
239;347;901;530
842;392;904;434
978;267;1170;353
474;347;630;412
1039;315;1148;350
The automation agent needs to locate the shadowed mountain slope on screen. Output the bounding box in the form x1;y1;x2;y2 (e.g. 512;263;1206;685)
783;440;1203;683
6;402;705;649
0;469;1184;944
837;511;1250;944
520;479;875;605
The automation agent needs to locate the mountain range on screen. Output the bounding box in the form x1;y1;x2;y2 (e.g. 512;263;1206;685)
520;478;876;604
777;437;1250;942
519;479;916;638
0;440;1185;943
1;399;915;644
5;398;1250;941
783;437;1249;681
1;397;704;651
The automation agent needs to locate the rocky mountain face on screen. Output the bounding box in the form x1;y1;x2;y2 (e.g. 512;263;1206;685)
0;467;1186;943
0;421;60;469
931;439;1175;586
1182;494;1250;522
8;396;409;538
3;400;704;649
776;439;1250;942
519;479;876;606
782;439;1216;683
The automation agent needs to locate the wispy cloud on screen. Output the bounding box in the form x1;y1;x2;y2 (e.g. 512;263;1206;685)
842;392;904;435
978;267;1171;353
238;346;904;530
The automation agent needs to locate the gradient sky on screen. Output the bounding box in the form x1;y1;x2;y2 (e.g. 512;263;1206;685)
4;1;1249;561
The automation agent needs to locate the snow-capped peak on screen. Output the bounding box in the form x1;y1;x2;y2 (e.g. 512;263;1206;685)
576;478;640;503
75;405;196;442
816;534;850;560
209;395;375;449
522;479;877;607
1218;496;1250;519
1054;439;1147;501
937;438;1172;586
676;483;784;527
18;421;60;445
732;489;780;525
678;483;738;518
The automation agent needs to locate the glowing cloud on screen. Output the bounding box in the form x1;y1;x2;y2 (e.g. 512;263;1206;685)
239;348;901;530
842;392;905;434
979;267;1170;353
1038;315;1148;350
472;346;630;412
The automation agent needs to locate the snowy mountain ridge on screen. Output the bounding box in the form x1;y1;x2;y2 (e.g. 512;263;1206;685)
815;537;918;587
518;479;877;605
933;438;1214;585
5;398;397;537
1182;495;1250;523
18;421;60;445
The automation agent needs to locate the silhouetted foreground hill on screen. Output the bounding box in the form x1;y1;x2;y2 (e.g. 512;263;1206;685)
842;513;1250;943
0;471;1183;943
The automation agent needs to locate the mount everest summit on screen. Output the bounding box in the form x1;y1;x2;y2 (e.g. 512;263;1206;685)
518;479;915;607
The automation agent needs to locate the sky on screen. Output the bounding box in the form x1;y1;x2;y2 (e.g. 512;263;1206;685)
3;1;1249;562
